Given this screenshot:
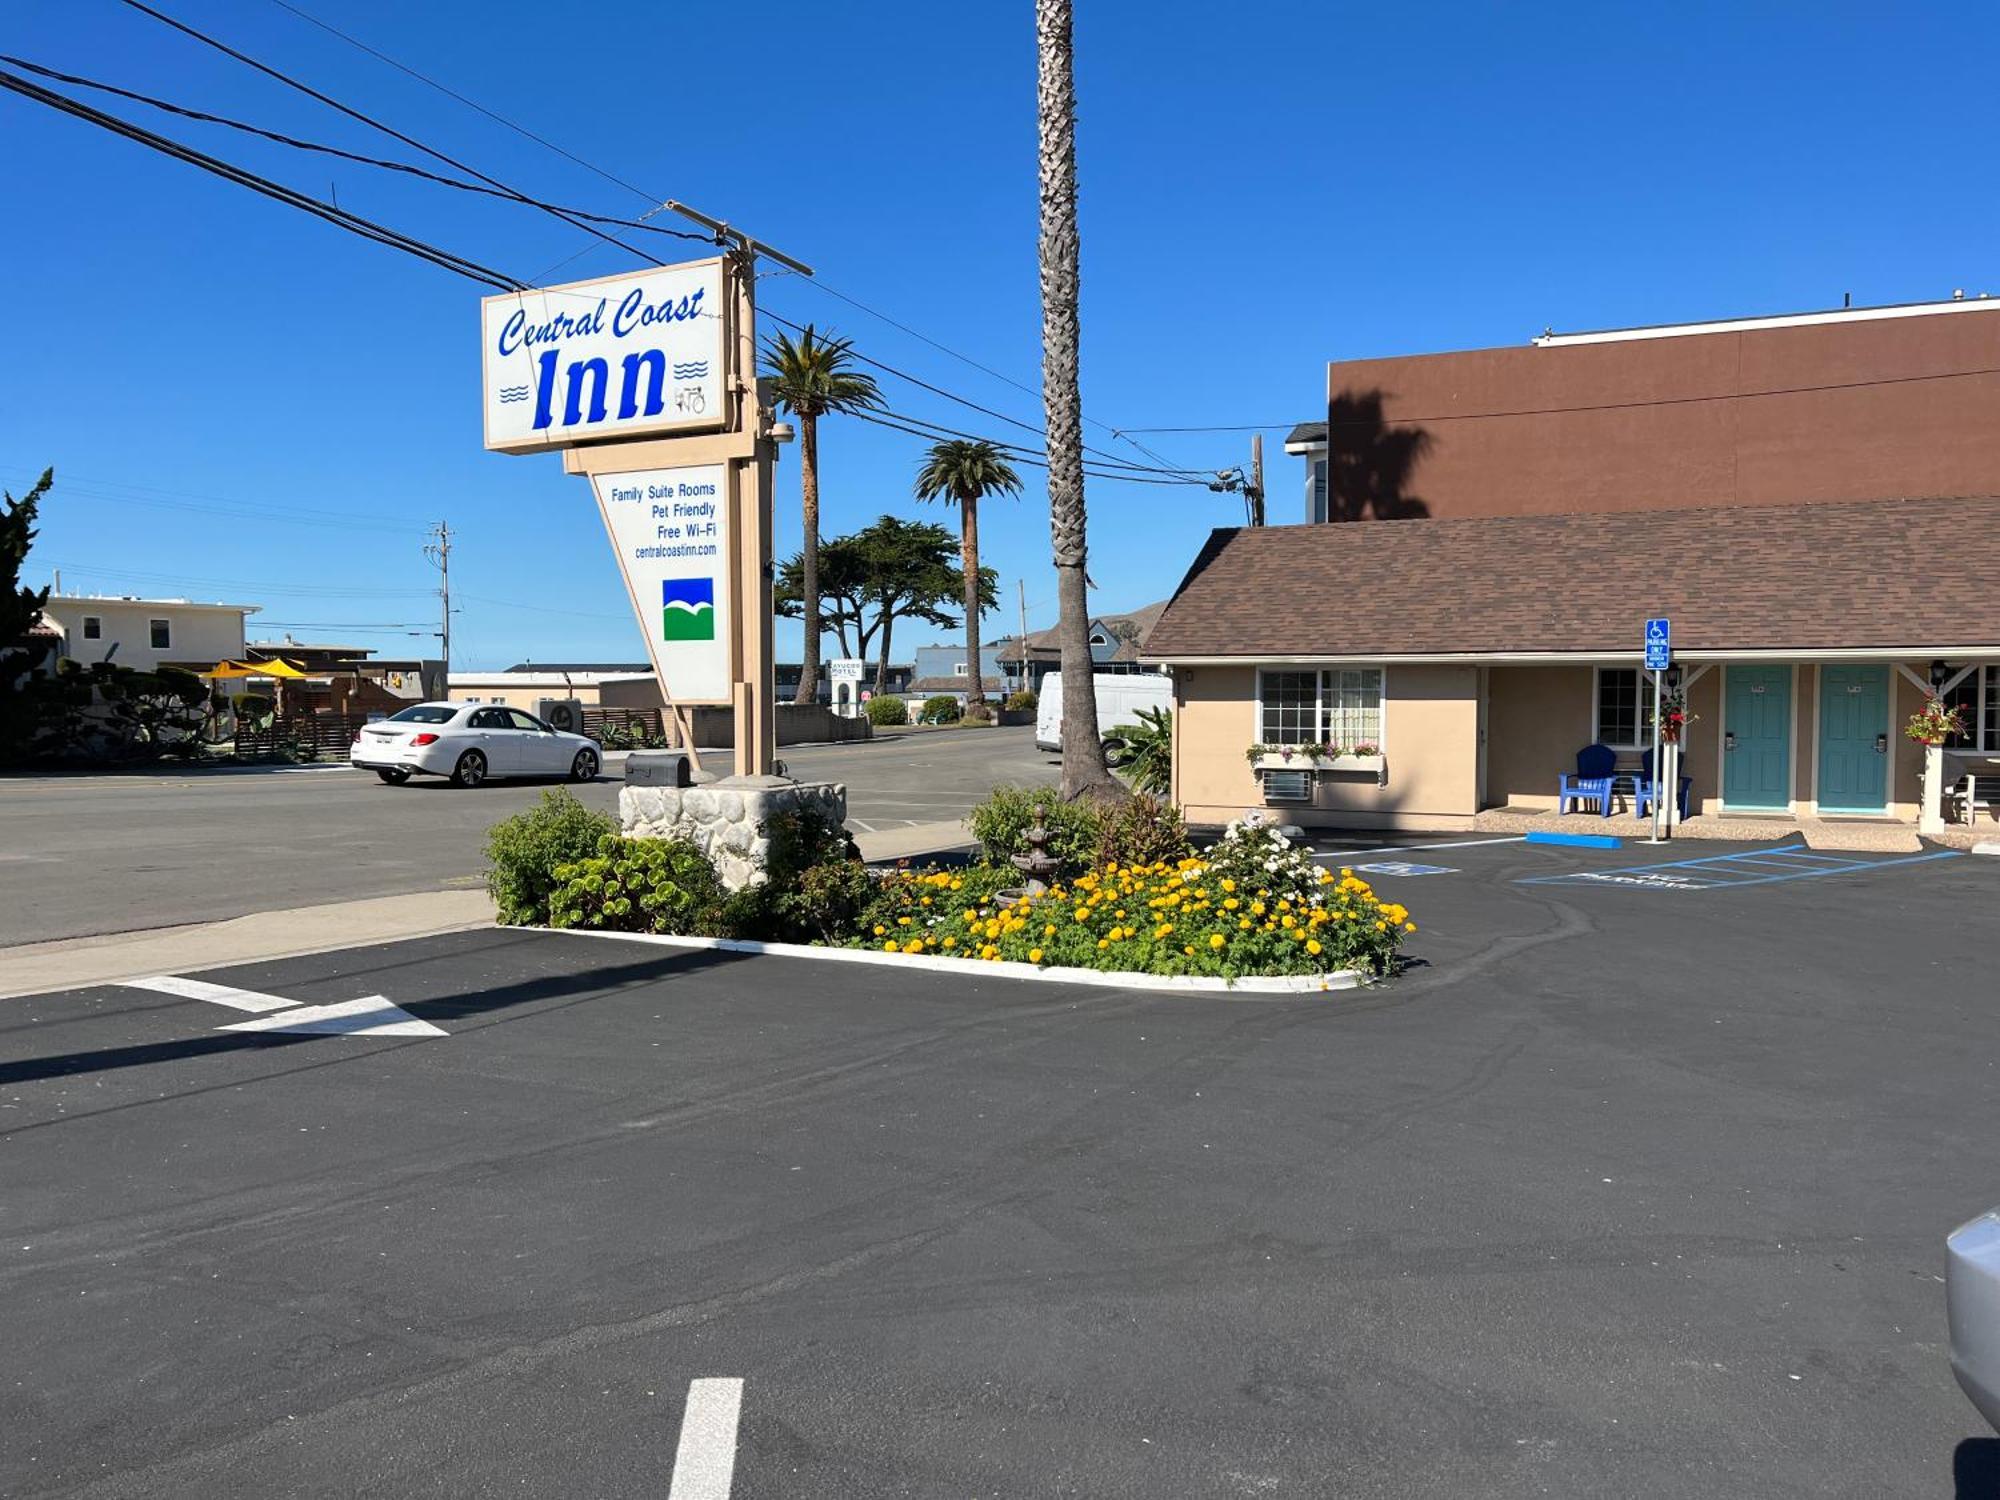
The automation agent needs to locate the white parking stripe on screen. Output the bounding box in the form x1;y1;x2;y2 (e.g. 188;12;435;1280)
119;975;300;1013
668;1378;743;1500
1311;836;1527;859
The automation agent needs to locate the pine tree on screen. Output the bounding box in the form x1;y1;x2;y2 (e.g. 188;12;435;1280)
1;467;54;692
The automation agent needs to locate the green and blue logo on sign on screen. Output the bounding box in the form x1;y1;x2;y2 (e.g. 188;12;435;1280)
662;578;716;642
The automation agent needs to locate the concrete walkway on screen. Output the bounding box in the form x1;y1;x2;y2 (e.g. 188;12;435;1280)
0;890;496;1000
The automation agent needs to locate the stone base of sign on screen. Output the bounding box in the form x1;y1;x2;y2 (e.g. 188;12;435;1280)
619;774;848;890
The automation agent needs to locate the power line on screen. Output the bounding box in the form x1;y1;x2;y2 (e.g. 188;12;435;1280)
0;54;708;244
762;308;1210;479
0;68;523;290
6;467;431;534
115;0;671;275
849;410;1213;488
266;0;664;206
245;1;1230;475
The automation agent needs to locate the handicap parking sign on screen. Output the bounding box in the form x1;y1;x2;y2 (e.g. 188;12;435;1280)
1644;617;1671;671
1354;861;1455;877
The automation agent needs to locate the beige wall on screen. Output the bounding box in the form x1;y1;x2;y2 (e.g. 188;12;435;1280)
1174;663;1480;830
42;599;249;674
1176;658;1942;829
448;681;606;708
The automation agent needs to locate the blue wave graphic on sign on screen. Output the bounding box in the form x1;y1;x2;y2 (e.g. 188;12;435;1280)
671;361;710;380
498;384;531;402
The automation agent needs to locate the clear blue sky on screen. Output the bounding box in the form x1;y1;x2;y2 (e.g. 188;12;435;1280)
6;1;1995;669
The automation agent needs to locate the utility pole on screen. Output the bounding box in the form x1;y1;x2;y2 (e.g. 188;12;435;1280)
1247;433;1265;527
1017;578;1031;696
424;521;452;674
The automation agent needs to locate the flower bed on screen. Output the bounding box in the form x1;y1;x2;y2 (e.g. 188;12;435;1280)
851;819;1413;981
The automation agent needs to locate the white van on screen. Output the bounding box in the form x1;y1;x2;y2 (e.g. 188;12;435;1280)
1035;670;1173;753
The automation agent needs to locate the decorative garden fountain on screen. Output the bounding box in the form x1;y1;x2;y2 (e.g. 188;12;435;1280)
998;803;1060;905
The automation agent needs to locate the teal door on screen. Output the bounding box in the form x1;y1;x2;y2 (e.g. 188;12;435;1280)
1724;666;1792;810
1818;665;1889;812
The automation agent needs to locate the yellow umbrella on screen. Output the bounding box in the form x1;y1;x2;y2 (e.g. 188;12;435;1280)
201;660;261;679
244;657;313;680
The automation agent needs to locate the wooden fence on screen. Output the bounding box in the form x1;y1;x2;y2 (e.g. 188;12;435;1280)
233;713;373;760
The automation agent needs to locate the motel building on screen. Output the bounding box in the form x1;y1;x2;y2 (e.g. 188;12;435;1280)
1144;295;2000;840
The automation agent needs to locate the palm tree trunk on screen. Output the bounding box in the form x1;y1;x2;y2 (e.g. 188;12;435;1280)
1036;0;1120;800
793;413;821;704
960;493;986;717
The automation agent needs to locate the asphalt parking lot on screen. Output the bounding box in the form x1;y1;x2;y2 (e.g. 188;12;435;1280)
0;727;1046;946
4;835;1997;1496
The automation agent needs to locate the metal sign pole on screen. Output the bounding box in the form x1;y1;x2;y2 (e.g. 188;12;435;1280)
1648;667;1667;842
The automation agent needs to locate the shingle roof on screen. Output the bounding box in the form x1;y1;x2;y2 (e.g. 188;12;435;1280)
1143;495;2000;658
996;601;1170;660
1285;421;1327;446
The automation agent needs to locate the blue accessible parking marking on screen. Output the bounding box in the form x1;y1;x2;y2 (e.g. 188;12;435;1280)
1353;861;1456;877
1517;844;1963;891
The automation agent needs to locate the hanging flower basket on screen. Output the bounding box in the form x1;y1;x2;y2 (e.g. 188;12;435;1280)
1905;695;1967;748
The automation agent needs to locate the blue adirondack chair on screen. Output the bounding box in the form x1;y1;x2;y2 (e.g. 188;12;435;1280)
1635;748;1694;821
1558;743;1620;817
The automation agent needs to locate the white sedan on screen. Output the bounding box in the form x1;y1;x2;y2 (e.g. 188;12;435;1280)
351;702;602;787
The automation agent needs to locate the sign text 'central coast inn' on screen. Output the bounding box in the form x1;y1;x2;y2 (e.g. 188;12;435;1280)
480;259;725;452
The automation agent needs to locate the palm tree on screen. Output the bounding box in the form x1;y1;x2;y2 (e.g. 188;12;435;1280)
761;326;882;705
913;440;1021;720
1036;0;1120;798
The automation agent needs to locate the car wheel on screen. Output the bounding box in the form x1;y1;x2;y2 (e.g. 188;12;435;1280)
375;768;411;785
570;749;599;782
451;750;487;788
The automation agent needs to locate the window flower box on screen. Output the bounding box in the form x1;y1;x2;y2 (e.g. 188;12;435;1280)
1251;751;1384;774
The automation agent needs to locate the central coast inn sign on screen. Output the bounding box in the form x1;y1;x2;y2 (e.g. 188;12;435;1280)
480;248;789;781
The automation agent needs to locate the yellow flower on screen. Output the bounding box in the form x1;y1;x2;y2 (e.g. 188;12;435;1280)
1097;938;1110;950
1029;947;1043;962
980;944;999;959
1281;914;1296;930
1221;878;1236;892
1239;918;1252;930
897;916;913;927
943;936;957;948
905;939;924;954
1341;867;1353;877
1250;901;1266;916
920;896;932;906
1044;922;1058;936
1374;921;1386;931
949;878;963;891
1405;921;1417;932
1182;944;1195;956
1209;933;1226;949
1306;938;1322;955
1074;907;1090;922
883;940;899;952
872;925;886;936
1155;922;1174;938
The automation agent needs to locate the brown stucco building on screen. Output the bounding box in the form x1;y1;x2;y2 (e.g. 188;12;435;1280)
1287;295;2000;524
1160;298;2000;833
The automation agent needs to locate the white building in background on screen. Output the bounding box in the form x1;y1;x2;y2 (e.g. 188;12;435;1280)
37;595;258;674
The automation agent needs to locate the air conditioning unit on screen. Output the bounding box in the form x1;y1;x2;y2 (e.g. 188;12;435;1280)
536;697;585;734
1259;768;1313;804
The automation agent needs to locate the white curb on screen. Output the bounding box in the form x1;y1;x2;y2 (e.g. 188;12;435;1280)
538;926;1369;996
1974;841;2000;857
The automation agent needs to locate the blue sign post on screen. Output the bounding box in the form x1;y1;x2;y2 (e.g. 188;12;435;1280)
1643;618;1672;841
1644;617;1671;671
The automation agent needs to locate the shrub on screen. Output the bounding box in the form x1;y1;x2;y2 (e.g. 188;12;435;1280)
549;835;723;933
705;807;867;943
919;694;961;724
485;788;618;925
1004;690;1037;713
848;845;1411;979
865;694;909;727
1092;793;1192;871
968;783;1103;875
1102;705;1173;796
